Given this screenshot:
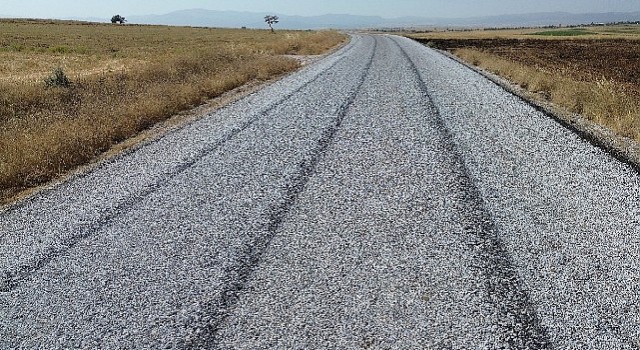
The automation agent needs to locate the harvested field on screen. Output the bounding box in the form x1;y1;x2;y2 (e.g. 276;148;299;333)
0;19;346;204
409;26;640;145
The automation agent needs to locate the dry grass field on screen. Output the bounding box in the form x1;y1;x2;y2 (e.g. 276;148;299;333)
407;25;640;144
0;19;345;203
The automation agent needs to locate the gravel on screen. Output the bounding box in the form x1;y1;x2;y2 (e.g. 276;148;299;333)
395;35;640;349
1;34;639;349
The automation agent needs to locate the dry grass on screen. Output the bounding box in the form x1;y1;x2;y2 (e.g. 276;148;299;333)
452;48;640;140
0;19;346;202
406;24;640;145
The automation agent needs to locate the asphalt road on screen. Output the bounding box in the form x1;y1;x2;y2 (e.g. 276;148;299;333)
1;34;639;349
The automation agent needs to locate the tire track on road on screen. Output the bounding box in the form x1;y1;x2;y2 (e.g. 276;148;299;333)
0;39;359;293
390;35;552;349
182;36;379;350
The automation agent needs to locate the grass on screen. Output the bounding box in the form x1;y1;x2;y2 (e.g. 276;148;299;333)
528;28;594;36
0;19;346;203
451;48;639;140
406;24;640;145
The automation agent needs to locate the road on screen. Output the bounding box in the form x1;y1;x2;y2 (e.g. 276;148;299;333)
1;34;639;349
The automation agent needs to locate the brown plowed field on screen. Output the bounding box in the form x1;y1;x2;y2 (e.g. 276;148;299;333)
418;38;640;95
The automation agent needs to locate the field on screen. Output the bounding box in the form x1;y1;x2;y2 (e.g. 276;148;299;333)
407;25;640;145
405;24;640;40
0;19;345;203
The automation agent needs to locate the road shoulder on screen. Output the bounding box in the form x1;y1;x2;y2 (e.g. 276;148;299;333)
429;45;640;174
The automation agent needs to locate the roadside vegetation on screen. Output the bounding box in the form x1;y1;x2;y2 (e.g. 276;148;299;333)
0;19;345;204
407;24;640;145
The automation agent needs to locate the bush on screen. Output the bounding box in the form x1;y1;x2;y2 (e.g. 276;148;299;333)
44;67;71;88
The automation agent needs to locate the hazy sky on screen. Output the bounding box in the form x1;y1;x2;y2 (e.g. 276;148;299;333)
3;0;640;19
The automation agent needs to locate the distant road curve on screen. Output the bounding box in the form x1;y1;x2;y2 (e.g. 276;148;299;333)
2;34;639;349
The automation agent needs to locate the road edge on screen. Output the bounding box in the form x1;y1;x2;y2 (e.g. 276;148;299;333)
0;37;352;213
419;41;640;174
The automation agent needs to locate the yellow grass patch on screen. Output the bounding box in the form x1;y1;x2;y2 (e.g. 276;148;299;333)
0;19;346;202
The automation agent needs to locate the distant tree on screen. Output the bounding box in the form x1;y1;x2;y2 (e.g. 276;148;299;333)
264;15;279;33
111;15;126;24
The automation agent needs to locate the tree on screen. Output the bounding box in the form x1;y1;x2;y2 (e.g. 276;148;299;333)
264;15;279;33
111;15;126;24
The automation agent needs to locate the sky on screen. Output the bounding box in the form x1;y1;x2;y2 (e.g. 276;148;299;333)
2;0;640;19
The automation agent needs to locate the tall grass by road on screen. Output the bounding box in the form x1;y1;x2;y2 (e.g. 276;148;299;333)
408;25;640;145
0;20;345;203
449;47;640;141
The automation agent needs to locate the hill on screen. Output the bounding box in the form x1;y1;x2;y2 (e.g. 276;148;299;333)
126;9;640;29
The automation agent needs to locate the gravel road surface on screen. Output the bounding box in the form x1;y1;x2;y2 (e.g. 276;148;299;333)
1;34;639;349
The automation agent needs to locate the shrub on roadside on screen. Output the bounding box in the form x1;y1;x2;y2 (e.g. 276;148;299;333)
44;67;71;88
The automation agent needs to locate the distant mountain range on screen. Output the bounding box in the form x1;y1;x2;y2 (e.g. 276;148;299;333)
2;9;639;29
124;9;640;29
